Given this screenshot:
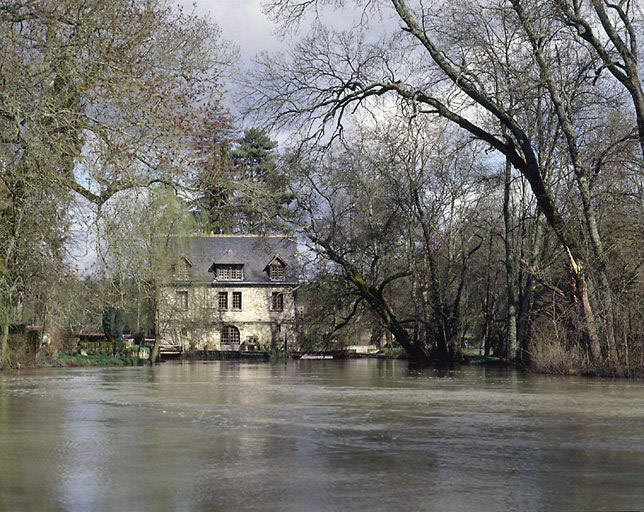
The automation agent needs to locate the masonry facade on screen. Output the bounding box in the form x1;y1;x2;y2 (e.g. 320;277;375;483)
157;234;299;352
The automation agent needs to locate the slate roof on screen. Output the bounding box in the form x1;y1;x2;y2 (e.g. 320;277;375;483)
162;234;299;284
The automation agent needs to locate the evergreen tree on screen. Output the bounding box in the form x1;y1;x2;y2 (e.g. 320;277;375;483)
232;128;278;183
231;128;292;233
194;116;236;234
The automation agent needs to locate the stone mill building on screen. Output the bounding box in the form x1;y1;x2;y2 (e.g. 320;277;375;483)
156;234;300;354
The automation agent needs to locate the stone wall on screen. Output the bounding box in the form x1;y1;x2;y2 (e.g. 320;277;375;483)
157;284;298;351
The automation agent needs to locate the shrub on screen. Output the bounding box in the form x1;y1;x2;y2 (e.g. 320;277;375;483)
529;315;585;374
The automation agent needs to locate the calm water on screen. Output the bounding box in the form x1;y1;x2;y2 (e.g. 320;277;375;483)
0;360;642;511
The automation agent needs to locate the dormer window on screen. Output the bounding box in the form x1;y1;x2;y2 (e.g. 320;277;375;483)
214;264;243;280
265;256;286;281
171;256;192;280
269;263;284;281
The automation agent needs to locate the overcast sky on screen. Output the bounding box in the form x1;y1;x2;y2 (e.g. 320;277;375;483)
179;0;288;123
183;0;282;63
179;0;389;126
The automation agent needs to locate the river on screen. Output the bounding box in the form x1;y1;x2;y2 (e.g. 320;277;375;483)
0;360;642;511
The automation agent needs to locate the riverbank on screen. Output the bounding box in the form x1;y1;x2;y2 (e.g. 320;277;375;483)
0;330;152;370
463;354;644;378
2;345;642;378
3;352;148;370
569;365;644;379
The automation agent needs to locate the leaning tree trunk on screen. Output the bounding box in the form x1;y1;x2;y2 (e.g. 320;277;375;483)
361;280;432;365
387;317;432;364
317;237;433;365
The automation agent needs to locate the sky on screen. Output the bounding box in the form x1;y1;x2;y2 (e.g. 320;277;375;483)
180;0;292;128
182;0;282;66
179;0;392;134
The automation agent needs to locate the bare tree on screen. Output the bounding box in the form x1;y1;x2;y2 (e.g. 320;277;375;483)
0;0;231;367
554;0;644;156
246;0;641;361
283;134;434;363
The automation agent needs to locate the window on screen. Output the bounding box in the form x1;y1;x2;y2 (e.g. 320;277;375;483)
176;291;188;309
221;325;240;344
172;257;190;280
218;292;228;310
232;291;242;310
269;262;285;281
215;265;243;280
271;292;284;311
176;262;189;280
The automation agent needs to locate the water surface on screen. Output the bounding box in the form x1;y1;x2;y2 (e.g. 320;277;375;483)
1;360;642;511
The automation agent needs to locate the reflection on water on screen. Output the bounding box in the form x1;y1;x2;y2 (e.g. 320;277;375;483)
1;360;642;511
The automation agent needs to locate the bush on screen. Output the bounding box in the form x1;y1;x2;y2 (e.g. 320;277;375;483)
529;315;585;374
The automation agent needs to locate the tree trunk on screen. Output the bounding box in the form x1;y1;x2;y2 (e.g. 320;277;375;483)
503;156;518;360
576;176;617;361
630;76;644;158
149;339;161;363
147;286;160;363
1;316;8;370
388;319;431;364
412;191;453;361
429;257;450;361
514;0;617;362
588;0;644;157
367;291;431;365
483;233;494;357
345;266;432;365
566;249;601;361
149;303;161;363
517;212;543;362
